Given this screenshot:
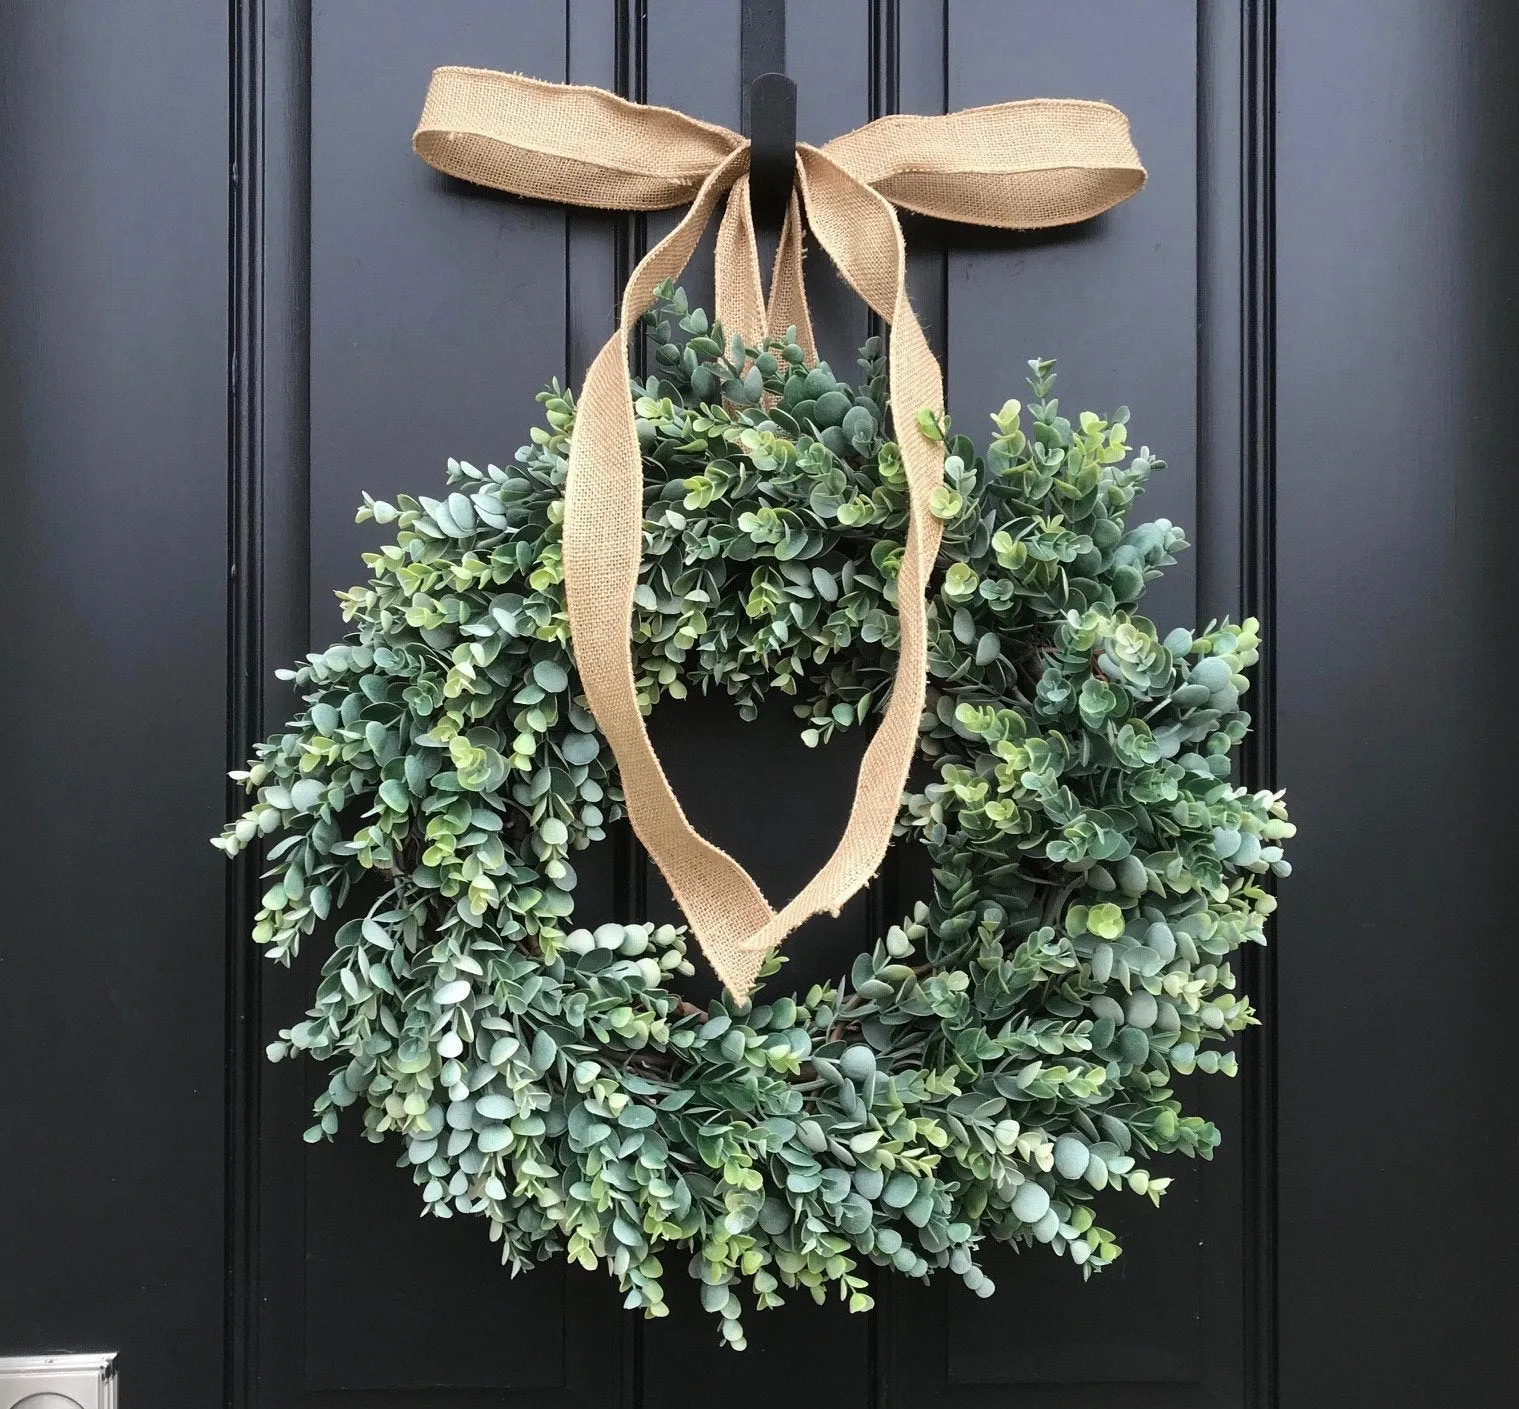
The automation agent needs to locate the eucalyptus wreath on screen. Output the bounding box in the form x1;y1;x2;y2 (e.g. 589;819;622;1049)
217;284;1291;1347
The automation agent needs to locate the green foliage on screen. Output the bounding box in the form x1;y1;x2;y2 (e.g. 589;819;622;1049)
217;284;1291;1348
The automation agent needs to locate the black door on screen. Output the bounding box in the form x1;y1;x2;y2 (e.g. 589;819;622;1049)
2;3;1515;1408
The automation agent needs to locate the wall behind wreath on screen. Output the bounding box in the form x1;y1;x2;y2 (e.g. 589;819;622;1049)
0;2;1515;1407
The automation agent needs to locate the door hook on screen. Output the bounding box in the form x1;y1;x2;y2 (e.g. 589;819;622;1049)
746;71;797;237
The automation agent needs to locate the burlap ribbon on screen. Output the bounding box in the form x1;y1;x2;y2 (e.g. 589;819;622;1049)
414;67;1144;996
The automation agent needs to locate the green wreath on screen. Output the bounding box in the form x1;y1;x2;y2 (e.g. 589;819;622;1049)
217;285;1291;1348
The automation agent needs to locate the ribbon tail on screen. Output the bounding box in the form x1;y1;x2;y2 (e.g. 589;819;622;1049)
713;170;770;350
766;190;815;362
738;147;946;952
715;174;815;368
565;146;791;996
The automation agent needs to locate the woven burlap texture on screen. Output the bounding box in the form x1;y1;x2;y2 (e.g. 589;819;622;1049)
414;66;1145;997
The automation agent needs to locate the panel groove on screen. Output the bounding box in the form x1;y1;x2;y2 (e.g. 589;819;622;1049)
231;2;315;1406
611;13;649;1405
615;0;652;943
226;3;268;1402
1239;2;1279;1406
866;5;897;1404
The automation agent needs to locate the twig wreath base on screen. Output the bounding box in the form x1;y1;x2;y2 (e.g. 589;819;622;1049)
218;287;1291;1348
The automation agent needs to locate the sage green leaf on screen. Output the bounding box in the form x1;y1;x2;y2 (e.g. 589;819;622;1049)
1011;1181;1051;1223
883;1172;918;1209
289;778;325;811
561;732;599;765
1086;902;1125;939
839;1044;876;1081
532;659;569;693
1054;1135;1091;1181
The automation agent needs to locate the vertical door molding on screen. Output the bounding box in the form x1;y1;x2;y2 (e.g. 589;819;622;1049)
1237;4;1278;1405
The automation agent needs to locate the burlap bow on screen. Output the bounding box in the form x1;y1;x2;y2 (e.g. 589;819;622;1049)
413;67;1145;996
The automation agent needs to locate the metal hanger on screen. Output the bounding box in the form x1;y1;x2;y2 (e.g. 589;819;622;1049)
741;0;796;239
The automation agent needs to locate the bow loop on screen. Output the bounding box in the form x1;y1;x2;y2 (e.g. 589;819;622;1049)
415;67;742;210
413;67;1145;996
822;100;1146;226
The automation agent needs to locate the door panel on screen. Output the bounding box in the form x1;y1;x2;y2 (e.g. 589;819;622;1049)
0;4;230;1407
884;5;1248;1405
254;5;624;1407
1273;1;1519;1401
946;0;1199;634
241;2;1257;1406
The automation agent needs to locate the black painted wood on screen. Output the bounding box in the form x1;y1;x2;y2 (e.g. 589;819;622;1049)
1273;1;1519;1403
0;4;230;1408
252;4;626;1405
4;2;1518;1408
884;7;1242;1402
